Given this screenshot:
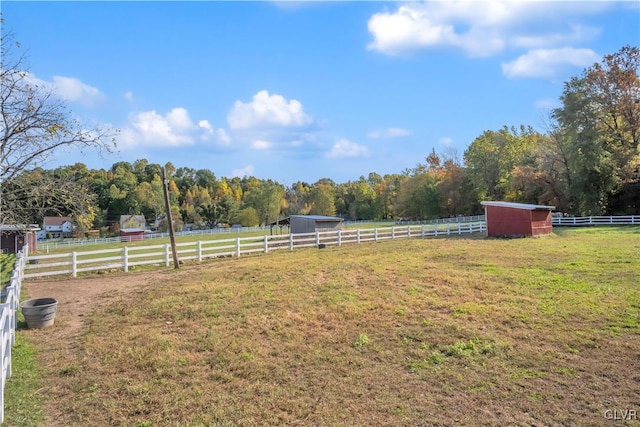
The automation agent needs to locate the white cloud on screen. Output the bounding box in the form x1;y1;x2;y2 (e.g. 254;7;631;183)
119;109;193;148
124;91;135;102
502;48;600;78
439;137;453;146
251;139;272;150
228;90;313;130
198;120;213;133
118;108;230;148
368;127;411;139
216;129;232;145
51;76;105;106
534;98;560;110
367;2;608;57
199;120;232;145
24;73;105;106
512;24;600;50
231;165;254;178
326;138;370;159
166;107;193;130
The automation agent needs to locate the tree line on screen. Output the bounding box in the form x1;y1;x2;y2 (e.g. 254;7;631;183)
2;44;638;236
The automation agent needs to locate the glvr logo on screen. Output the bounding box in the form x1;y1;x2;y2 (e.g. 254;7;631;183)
604;409;637;421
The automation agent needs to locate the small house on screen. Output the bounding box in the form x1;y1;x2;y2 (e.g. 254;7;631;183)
0;224;40;254
481;201;555;237
42;216;74;238
120;215;146;230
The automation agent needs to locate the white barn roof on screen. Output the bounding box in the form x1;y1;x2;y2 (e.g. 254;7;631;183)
481;201;555;211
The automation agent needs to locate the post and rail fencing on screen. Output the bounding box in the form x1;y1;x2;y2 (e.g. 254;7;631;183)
552;215;639;226
0;245;28;424
22;215;640;280
24;222;487;279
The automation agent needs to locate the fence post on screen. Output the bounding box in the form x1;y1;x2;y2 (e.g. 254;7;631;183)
197;241;203;262
316;231;320;247
264;235;269;254
434;225;438;237
289;233;294;251
72;252;77;278
458;223;462;235
338;230;342;246
357;229;361;244
391;226;395;240
165;244;170;267
236;237;241;257
421;225;425;237
407;226;411;238
123;247;129;273
374;228;378;242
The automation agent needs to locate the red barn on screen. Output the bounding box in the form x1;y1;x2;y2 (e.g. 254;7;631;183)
120;228;146;242
481;201;555;237
0;225;39;254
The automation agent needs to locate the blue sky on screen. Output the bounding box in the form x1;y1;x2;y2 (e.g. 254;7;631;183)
2;1;639;184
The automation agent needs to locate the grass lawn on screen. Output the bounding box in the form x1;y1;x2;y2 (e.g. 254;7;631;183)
16;227;640;426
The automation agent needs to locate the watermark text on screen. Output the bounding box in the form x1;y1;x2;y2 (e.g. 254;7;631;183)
604;409;637;421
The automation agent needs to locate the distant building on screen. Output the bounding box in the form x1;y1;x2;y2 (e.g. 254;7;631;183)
120;215;146;230
120;228;146;242
271;215;344;235
42;216;74;238
0;224;39;254
481;201;555;237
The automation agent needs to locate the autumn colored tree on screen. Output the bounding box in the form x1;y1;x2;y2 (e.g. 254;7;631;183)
552;45;639;214
0;34;116;225
308;180;336;216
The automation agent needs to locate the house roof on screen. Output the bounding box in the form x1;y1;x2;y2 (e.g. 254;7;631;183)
290;215;344;221
120;228;146;233
481;201;556;211
120;214;146;222
269;215;344;227
43;216;72;226
0;224;41;232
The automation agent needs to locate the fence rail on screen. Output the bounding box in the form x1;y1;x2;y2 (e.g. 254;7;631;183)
37;216;489;252
552;215;640;226
24;215;640;279
0;246;28;424
25;222;487;279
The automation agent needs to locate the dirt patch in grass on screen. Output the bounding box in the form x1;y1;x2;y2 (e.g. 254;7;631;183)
20;230;640;426
22;269;174;426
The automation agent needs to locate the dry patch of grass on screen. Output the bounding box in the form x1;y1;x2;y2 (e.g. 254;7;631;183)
28;228;640;426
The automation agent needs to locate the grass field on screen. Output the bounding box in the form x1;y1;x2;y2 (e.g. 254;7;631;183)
1;254;16;287
16;227;640;426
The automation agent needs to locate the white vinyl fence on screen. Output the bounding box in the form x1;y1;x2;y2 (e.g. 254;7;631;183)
0;246;28;424
25;222;486;279
552;215;640;226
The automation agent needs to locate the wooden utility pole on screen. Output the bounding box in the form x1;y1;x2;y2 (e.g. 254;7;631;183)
162;166;180;269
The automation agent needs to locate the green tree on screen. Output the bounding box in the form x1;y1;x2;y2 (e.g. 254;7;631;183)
237;207;259;227
394;172;440;220
464;126;539;203
552;45;639;214
284;181;311;215
350;177;377;220
243;181;285;226
309;181;336;216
